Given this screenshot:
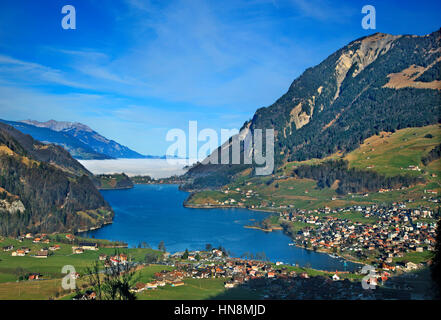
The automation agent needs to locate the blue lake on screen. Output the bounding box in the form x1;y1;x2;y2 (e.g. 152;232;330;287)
80;184;360;271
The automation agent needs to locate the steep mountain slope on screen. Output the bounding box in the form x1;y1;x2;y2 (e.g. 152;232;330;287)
0;122;92;177
0;120;111;160
186;124;441;211
0;122;113;236
21;119;147;159
184;30;441;190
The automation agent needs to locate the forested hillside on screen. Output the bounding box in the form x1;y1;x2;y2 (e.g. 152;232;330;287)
293;159;422;194
184;29;441;190
0;123;113;236
95;173;134;190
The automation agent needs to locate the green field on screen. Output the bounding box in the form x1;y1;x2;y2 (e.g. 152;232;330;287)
189;177;339;210
0;235;263;300
0;278;77;300
393;251;435;264
137;278;259;300
95;173;133;190
136;264;176;283
0;237;161;283
188;125;441;212
345;125;441;177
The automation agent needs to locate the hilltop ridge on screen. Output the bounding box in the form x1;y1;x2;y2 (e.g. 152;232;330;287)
0;122;113;236
184;29;441;190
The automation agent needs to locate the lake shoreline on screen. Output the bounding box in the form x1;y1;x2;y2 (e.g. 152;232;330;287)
86;184;360;271
183;195;365;268
98;186;133;190
77;220;113;233
244;225;284;232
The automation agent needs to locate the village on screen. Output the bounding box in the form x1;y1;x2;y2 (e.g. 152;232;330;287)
0;225;435;300
195;181;438;271
189;180;441;210
278;203;437;271
1;197;438;301
120;248;423;300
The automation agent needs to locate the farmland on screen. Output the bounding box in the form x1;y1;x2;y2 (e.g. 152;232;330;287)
186;125;441;212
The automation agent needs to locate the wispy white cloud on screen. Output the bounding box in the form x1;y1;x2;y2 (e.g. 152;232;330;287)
0;54;92;90
0;0;362;155
0;85;110;120
111;0;319;109
1;1;330;111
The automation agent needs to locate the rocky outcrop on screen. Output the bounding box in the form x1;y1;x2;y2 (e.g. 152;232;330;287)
184;29;441;189
0;199;25;214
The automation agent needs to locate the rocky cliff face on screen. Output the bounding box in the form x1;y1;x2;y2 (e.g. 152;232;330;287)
0;199;25;214
184;29;441;190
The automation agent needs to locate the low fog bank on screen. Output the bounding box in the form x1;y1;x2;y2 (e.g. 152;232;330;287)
79;158;193;179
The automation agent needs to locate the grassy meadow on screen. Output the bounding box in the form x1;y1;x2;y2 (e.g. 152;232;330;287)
187;125;441;213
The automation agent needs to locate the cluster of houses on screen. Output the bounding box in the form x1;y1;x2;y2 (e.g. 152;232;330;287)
64;247;384;299
72;290;96;300
72;242;98;254
131;274;184;293
4;233;103;259
129;251;394;299
4;233;62;258
102;253;129;266
196;186;261;208
8;246;52;258
134;244;432;299
279;204;437;269
221;187;260;207
5;233;104;259
6;246;29;256
405;165;421;172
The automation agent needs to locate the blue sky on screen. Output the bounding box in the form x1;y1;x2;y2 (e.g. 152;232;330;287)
0;0;440;155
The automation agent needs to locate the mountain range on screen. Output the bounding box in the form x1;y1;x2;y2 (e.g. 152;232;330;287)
184;29;441;190
1;29;440;236
0;119;151;160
